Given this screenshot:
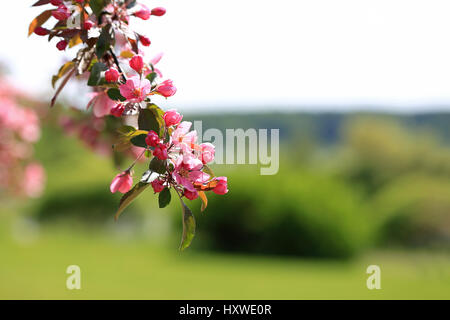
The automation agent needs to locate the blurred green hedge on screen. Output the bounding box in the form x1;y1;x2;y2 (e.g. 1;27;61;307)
187;168;375;259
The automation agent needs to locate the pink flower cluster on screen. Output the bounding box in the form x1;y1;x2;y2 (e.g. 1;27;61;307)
0;79;45;198
111;110;228;202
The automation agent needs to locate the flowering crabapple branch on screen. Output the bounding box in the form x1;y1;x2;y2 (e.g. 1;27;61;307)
29;0;228;250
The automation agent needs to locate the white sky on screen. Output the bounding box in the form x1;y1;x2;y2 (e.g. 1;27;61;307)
2;0;450;112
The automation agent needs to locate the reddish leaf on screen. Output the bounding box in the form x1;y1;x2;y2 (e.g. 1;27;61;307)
28;10;53;37
32;0;51;6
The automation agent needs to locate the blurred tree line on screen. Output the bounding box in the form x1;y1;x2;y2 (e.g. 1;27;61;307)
31;111;450;259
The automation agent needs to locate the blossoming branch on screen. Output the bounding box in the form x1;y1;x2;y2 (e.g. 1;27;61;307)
29;0;228;250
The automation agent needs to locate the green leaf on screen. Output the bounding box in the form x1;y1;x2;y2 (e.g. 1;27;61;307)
158;187;171;208
149;157;167;174
138;108;160;133
179;199;196;251
107;88;126;101
130;134;147;148
87;62;108;86
146;103;165;136
117;125;136;135
114;181;150;221
96;25;114;59
89;0;105;16
146;72;157;84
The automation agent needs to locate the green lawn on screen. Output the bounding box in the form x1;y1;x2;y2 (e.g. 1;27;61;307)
0;217;449;299
0;126;448;299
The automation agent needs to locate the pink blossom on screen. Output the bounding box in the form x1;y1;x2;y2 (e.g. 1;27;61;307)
163;109;182;127
172;156;209;192
151;179;165;193
155;79;177;97
147;52;164;78
87;91;116;117
23;163;46;198
129;55;144;73
199;143;215;164
119;76;151;102
110;171;133;193
134;4;151;20
145;130;160;147
213;176;228;195
172;121;198;154
52;5;71;21
105;68;120;82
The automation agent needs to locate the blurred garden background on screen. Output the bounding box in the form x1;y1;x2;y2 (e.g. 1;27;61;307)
1;0;450;299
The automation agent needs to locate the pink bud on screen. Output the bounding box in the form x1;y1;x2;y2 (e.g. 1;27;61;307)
139;35;151;47
151;179;165;193
56;40;68;51
134;4;151;20
110;171;133;193
151;7;166;17
34;27;49;36
105;68;120;82
184;189;199;200
52;5;71;21
156;80;177;97
83;20;94;30
110;104;125;117
162;109;182;127
213;176;228;195
145;130;160;147
153;143;168;160
129;55;144;73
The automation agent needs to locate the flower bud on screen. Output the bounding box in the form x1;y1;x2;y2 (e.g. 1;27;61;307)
56;40;68;51
105;68;120;82
50;0;63;5
184;189;199;200
110;171;133;193
110;104;125;117
83;20;94;30
151;7;166;17
145;130;160;147
156;79;177;97
151;179;165;193
139;35;151;47
34;27;49;36
153;143;168;160
213;177;228;195
162;109;182;127
134;4;151;20
129;55;144;73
